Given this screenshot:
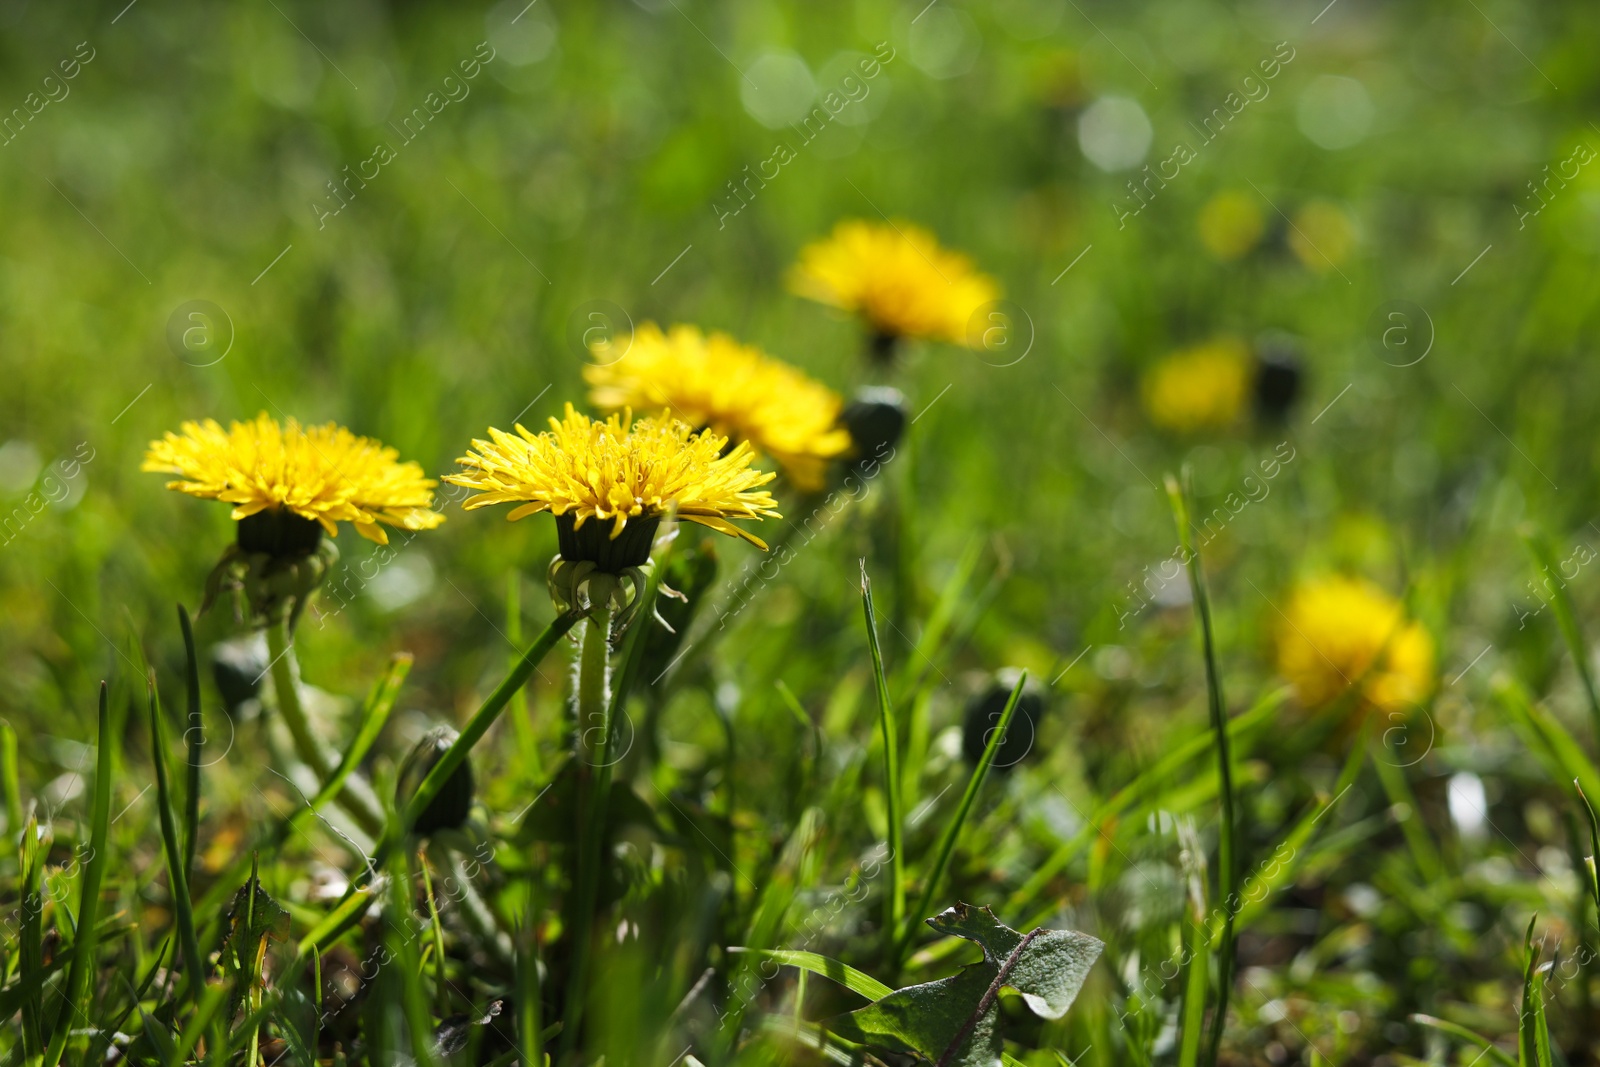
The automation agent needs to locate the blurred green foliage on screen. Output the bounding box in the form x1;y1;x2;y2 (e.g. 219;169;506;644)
5;0;1600;1062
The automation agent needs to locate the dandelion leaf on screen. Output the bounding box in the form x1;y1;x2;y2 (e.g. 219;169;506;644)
825;903;1102;1066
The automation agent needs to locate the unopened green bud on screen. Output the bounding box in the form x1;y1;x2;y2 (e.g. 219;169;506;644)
961;670;1045;771
840;386;907;481
210;633;268;717
397;726;475;836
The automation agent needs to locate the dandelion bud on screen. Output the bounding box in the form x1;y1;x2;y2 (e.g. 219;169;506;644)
397;726;475;836
1253;333;1305;423
840;387;907;480
210;633;269;717
961;670;1045;770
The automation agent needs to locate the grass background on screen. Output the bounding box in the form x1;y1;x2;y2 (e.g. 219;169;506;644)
5;0;1600;1063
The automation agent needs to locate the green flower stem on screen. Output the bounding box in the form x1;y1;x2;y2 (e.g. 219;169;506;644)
265;615;384;836
562;586;617;1064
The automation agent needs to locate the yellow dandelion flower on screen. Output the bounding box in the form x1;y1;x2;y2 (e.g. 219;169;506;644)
789;219;999;348
1198;190;1265;262
585;323;851;493
444;404;780;571
1276;576;1435;714
1141;339;1252;433
143;413;445;549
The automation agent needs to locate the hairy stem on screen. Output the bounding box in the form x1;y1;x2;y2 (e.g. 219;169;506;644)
561;593;616;1063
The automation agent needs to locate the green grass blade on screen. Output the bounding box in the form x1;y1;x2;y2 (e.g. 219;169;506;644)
730;948;893;1001
1166;471;1236;1067
0;921;136;1022
172;981;230;1065
1223;737;1363;938
860;562;906;959
506;568;543;781
897;671;1027;967
96;941;170;1067
1532;964;1553;1067
775;680;822;768
389;848;441;1067
313;652;411;812
1521;526;1600;740
1518;916;1547;1067
177;604;204;878
1370;737;1443;883
1576;779;1600;912
43;680;113;1067
419;855;449;1017
759;1015;867;1065
193;651;411;923
1410;1015;1517;1067
20;814;44;1057
1176;895;1209;1067
404;606;583;831
1007;688;1286;916
148;675;205;1004
894;536;982;698
1;720;20;856
517;903;544;1067
1495;674;1600;801
296;887;375;957
140;1004;180;1064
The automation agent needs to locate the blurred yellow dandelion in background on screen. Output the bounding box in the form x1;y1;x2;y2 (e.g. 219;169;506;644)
1198;190;1266;261
585;322;851;493
1275;575;1435;714
142;413;445;545
1140;339;1252;433
1289;200;1356;273
789;218;999;347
